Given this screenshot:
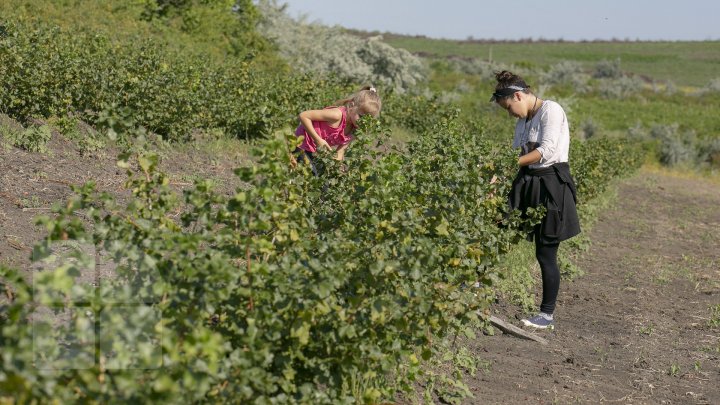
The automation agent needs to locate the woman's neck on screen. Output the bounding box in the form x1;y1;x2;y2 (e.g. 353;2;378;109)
526;96;542;120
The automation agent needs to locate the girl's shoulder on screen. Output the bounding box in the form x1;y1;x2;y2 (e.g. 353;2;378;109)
323;105;345;112
312;106;343;122
323;105;345;117
540;99;559;110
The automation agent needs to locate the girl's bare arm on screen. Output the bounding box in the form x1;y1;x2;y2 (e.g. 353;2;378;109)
298;108;342;150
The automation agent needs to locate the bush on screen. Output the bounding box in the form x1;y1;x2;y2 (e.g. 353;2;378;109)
696;78;720;95
593;58;622;79
0;114;23;143
541;61;590;92
0;19;441;143
7;124;52;153
699;137;720;167
0;0;274;65
446;57;498;80
256;0;427;92
598;76;644;99
0;21;350;141
649;124;701;166
579;117;600;140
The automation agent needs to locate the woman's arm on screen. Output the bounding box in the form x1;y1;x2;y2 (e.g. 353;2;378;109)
518;149;542;166
534;103;564;164
298;108;342;152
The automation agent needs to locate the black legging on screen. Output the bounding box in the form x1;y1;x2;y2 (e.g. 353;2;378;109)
535;239;560;315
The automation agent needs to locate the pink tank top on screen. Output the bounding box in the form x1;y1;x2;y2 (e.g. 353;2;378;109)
294;106;354;153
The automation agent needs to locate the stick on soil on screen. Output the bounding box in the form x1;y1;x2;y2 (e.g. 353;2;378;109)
488;315;549;345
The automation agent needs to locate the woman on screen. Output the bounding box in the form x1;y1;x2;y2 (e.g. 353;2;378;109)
491;70;581;329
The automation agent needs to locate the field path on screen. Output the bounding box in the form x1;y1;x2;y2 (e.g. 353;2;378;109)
466;169;720;404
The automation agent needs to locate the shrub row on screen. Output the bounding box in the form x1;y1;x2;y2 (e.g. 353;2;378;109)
1;113;644;403
0;20;450;143
0;21;352;141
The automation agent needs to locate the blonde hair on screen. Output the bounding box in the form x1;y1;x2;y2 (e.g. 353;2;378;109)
335;85;382;117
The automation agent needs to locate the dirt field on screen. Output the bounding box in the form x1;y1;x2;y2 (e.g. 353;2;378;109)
467;171;720;404
0;129;243;273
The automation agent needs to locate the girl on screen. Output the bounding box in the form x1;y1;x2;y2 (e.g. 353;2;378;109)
491;70;581;329
292;85;382;174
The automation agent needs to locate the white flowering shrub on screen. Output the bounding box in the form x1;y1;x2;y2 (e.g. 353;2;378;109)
256;0;427;92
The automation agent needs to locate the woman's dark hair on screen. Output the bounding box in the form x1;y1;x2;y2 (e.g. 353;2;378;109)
489;70;532;102
494;70;531;92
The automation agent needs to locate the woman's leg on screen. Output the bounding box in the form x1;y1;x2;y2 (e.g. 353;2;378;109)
535;239;560;315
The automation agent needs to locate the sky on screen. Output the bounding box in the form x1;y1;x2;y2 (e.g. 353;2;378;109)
280;0;720;41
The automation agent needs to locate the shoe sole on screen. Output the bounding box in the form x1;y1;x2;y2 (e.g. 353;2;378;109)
522;320;554;330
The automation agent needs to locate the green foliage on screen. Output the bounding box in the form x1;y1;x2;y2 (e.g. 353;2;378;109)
0;21;350;141
708;304;720;329
579;117;600;140
0;18;440;144
0;113;23;146
0;108;643;402
0;0;274;65
7;124;52;153
381;93;457;135
571;136;644;201
140;0;270;60
51;115;107;156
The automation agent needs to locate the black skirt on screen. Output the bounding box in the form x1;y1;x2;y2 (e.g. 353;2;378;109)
508;162;581;244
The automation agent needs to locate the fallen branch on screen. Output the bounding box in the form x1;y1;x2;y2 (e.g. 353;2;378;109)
45;179;73;187
489;315;549;345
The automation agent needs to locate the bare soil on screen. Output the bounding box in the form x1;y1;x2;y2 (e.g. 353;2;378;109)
467;170;720;404
0;125;244;274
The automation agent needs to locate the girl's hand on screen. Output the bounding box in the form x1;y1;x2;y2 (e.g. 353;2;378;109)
487;174;498;198
315;138;332;152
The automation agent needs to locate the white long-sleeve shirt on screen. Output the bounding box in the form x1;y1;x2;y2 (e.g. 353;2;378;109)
512;100;570;169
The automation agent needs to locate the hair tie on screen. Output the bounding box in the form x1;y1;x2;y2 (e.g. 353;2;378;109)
369;86;377;93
